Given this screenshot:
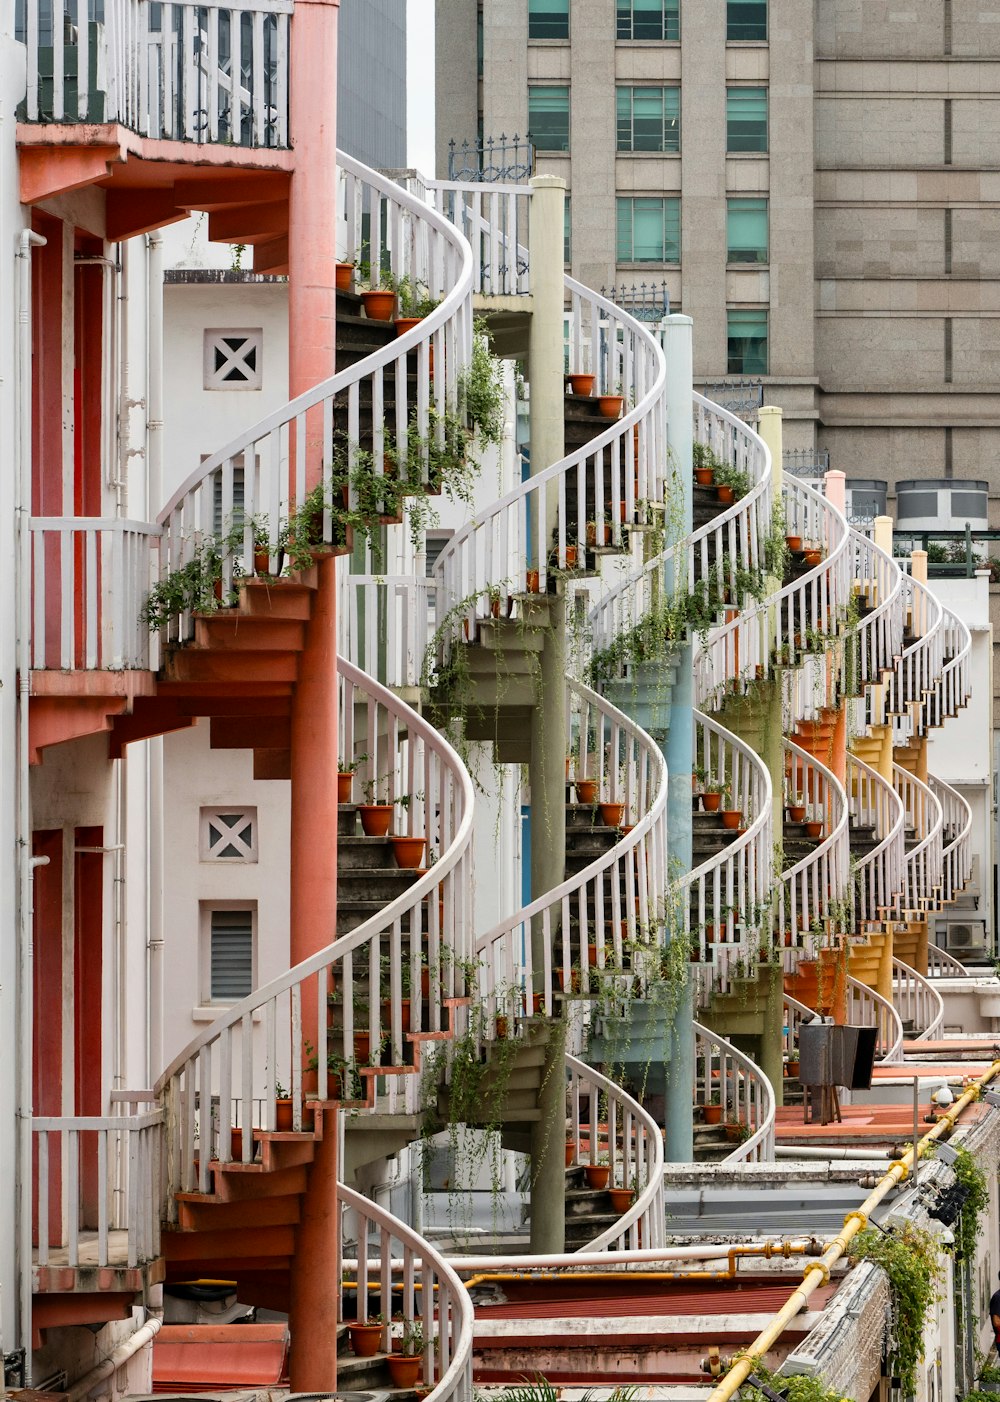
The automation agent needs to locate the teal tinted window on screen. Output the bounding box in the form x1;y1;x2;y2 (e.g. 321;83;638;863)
727;0;767;40
616;197;680;263
726;87;768;152
727;309;768;374
616;86;680;153
528;85;570;152
617;0;680;40
564;197;571;263
529;0;569;38
727;198;768;263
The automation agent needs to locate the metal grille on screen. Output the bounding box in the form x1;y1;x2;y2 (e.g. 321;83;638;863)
210;909;253;1000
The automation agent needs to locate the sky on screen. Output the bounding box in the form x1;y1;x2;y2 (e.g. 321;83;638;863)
406;0;436;173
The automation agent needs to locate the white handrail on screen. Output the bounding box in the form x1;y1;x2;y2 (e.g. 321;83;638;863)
588;392;773;663
566;1054;665;1252
429;179;531;297
892;764;944;917
683;710;773;977
926;943;975;978
780;741;850;946
846;977;904;1064
339;1181;474;1402
933;602;972;730
848;528;904;729
155;655;475;1200
888;574;944;743
928;773;973;906
846;753;905;928
476;678;668;1040
693;1020;774;1162
154;149;474;647
337;571;437;691
892;956;945;1041
434;276;667;634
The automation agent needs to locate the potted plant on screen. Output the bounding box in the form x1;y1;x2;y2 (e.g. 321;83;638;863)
583;1157;611;1190
786;794;806;822
390;832;426;868
598;800;626;828
720;807;743;831
786;533;803;553
357;262;397;321
338;755;366;805
387;1319;424;1387
725;1117;751;1144
595;392;624;420
574;777;598;805
607;1183;635;1213
567;371;596;396
347;1316;385;1357
804;819;823;840
692;442;718;486
701;780;725;813
525;567;540;593
336;257;356;292
702;1092;723;1125
713;460;751;505
393;275;438;336
359;776;394;837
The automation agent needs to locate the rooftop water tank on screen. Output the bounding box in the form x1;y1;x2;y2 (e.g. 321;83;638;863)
845;479;887;524
895;479;989;532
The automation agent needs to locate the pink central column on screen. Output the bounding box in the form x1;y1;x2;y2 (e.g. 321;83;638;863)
286;1;341;1389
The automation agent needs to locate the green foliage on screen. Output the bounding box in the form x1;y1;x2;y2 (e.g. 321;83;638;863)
738;1362;848;1402
140;540;227;628
850;1222;943;1397
460;320;506;449
951;1144;989;1261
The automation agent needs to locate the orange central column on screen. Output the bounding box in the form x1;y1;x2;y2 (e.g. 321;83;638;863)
286;0;340;1388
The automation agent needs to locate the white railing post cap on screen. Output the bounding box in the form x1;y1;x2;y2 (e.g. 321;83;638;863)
529;174;567;192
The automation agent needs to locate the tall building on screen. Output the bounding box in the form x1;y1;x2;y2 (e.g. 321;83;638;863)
338;0;407;168
435;0;1000;507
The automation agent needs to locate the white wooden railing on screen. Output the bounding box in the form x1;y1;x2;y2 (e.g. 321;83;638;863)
932;602;972;730
846;753;905;928
156;149;474;646
893;764;943;917
780;741;850;946
339;1182;473;1402
155;655;475;1202
782;992;817;1065
476;679;667;1042
888;573;943;743
33;1111;163;1268
337;572;437;692
434;277;666;631
848;528;904;727
846;977;904;1064
693;1020;774;1162
682;711;772;975
20;0;291;147
566;1054;665;1252
429;180;531;297
892;956;945;1041
926;943;974;979
29;518;160;671
694;476;851;709
928;773;973;905
588;392;773;663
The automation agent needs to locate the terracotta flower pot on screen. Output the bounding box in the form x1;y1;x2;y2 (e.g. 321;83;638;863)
694;466;714;486
568;373;595;396
574;779;598;805
565;1139;576;1167
337;771;355;804
253;548;271;575
564;544;578;569
387;1356;422;1388
359;804;393;837
599;801;626;828
596;395;624;419
787;804;806;822
525;568;540;593
786;1060;800;1078
786;535;803;553
394;316;422;336
608;1187;635;1213
361;289;396;321
717;484;735;505
348;1322;384;1357
584;1163;610;1190
805;820;823;840
720;809;742;829
391;835;426;868
335;261;354;291
382;998;412;1032
275;1098;294;1132
354;1032;372;1063
702;792;722;813
702;1103;723;1125
803;549;822;567
495;1014;510;1039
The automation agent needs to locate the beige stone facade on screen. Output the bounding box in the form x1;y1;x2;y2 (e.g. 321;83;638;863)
435;0;1000;514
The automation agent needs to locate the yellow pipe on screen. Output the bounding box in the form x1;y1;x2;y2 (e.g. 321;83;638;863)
706;1058;1000;1402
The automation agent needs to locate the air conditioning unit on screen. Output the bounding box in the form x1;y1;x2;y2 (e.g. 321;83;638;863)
944;919;989;957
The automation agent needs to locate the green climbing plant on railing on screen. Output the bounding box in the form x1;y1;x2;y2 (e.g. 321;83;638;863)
850;1221;943;1398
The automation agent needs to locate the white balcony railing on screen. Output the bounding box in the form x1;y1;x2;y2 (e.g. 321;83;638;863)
846;753;905;927
848;528;904;728
694;1021;774;1162
429;180;531;297
337;572;437;692
780;741;850;946
846;977;904;1064
888;573;943;743
893;765;943;917
892;956;944;1041
29;518;160;671
340;1182;474;1402
20;0;291;147
928;773;973;905
33;1111;164;1268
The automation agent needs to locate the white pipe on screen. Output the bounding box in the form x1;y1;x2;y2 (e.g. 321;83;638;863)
426;1238;824;1273
65;1315;162;1402
17;225;47;1385
774;1144;894;1162
145;231;164;1085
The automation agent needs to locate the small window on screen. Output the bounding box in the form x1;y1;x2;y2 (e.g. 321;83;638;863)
208;908;255;1002
616;197;680;264
564;196;571;263
617;0;679;41
204;329;263;390
727;0;767;41
726;88;768;152
201;807;258;862
528;85;570;152
529;0;568;39
727;198;768;263
616;86;680;153
727;308;769;374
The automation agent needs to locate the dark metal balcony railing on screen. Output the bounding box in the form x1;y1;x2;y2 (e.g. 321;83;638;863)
17;0;290;147
599;280;670;323
446;133;534;183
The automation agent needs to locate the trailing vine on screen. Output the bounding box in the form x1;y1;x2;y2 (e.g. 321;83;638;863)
736;1361;849;1402
849;1221;943;1397
950;1144;989;1262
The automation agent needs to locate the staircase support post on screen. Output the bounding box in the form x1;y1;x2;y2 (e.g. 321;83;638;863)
289;1108;340;1390
527;173;566;561
529;594;566;971
288;0;340;490
661;314;695;1161
529;1029;566;1253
